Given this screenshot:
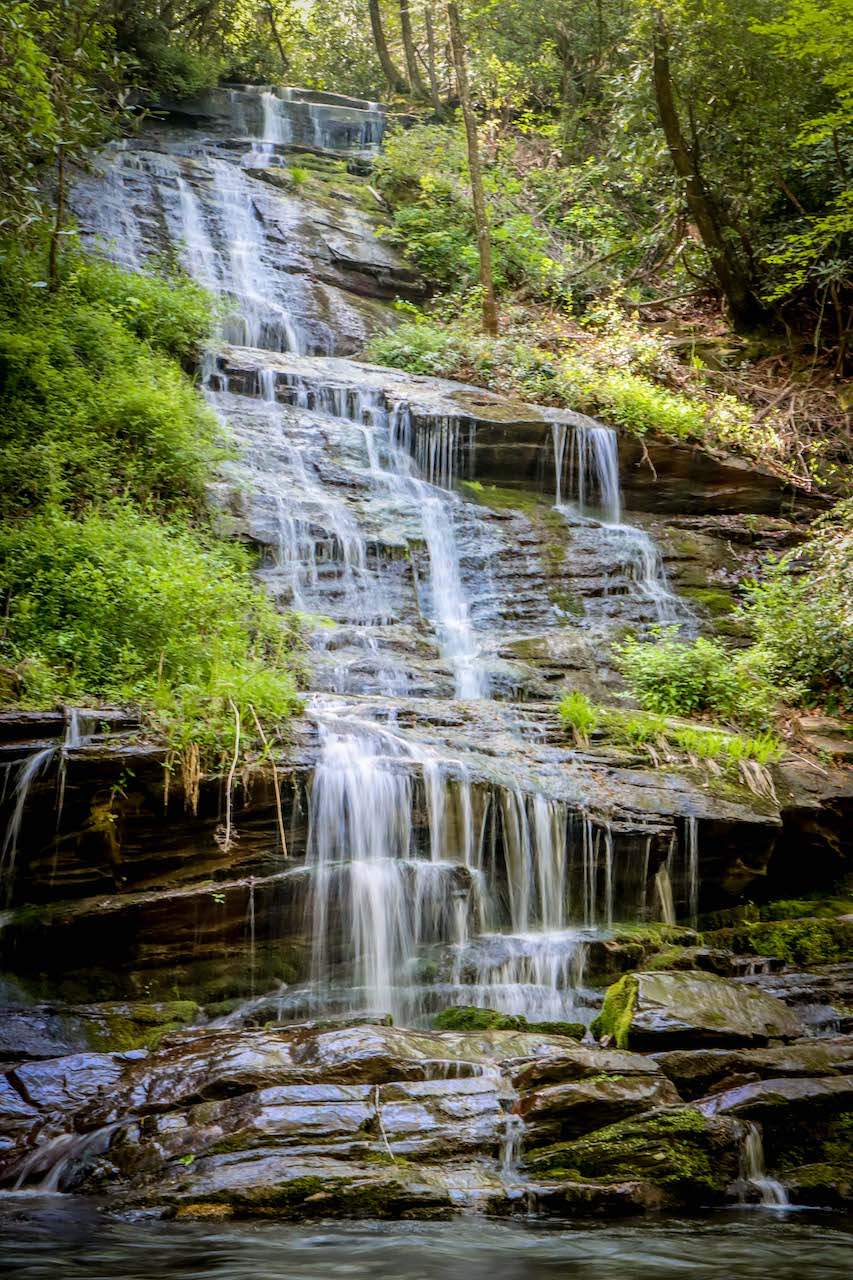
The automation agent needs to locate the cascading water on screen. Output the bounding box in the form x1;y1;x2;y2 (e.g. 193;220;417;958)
57;84;698;1030
552;420;690;626
738;1123;790;1208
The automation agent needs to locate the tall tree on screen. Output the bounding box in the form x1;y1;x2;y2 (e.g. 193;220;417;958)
423;2;443;111
651;10;765;328
446;1;498;333
399;0;428;99
368;0;409;93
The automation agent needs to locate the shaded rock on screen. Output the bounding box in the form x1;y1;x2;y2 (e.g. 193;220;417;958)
697;1074;853;1123
510;1043;666;1093
524;1107;744;1205
527;1178;667;1217
592;970;802;1050
653;1037;853;1099
516;1073;680;1144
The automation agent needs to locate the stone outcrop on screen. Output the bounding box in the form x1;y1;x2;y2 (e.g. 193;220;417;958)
592;971;803;1050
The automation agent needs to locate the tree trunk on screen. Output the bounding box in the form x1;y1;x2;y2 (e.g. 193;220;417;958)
423;4;443;113
399;0;429;99
446;1;498;335
49;144;66;292
369;0;409;94
652;15;764;330
266;5;290;70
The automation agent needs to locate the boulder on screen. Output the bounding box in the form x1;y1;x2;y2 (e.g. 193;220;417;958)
653;1036;853;1099
515;1073;680;1144
697;1074;853;1124
524;1107;745;1205
592;970;802;1050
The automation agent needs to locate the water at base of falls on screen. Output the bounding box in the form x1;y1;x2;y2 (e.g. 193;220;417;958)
3;1204;848;1279
63;85;697;1027
738;1124;790;1208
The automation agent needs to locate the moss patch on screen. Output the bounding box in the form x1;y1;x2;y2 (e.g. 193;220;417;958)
705;918;853;965
432;1006;583;1039
526;1108;734;1197
590;974;638;1048
82;1001;199;1051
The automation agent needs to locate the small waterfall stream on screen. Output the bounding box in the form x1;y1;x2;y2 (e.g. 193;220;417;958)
40;85;701;1025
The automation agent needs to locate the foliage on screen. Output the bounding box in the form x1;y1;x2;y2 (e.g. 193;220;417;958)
558;690;599;745
738;503;853;709
375;123;570;302
0;249;218;519
0;249;301;766
613;628;780;728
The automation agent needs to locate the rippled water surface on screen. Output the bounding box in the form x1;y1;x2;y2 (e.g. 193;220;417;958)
1;1199;851;1280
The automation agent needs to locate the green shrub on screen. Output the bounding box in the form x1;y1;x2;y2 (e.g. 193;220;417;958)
739;507;853;710
0;250;220;519
614;628;779;729
0;509;301;755
375;123;568;302
558;690;599;744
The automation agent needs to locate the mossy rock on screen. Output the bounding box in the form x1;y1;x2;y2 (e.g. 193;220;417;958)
80;1001;200;1051
705;917;853;966
525;1107;743;1201
591;970;801;1050
432;1006;527;1032
431;1006;583;1039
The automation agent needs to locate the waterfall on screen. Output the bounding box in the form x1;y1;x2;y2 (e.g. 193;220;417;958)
500;1112;525;1177
738;1123;789;1207
552;421;688;625
1;748;55;900
68;87;687;1031
655;863;676;926
666;817;700;926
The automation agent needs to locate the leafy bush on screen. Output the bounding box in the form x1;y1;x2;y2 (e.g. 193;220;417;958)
0;249;220;518
739;505;853;709
0;509;301;755
375;123;569;302
558;690;599;744
0;249;302;766
613;628;779;729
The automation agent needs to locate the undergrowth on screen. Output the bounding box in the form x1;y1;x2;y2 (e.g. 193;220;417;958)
558;693;784;798
0;247;303;777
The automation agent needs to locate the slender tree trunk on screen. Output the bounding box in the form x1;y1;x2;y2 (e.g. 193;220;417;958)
652;14;763;329
49;144;66;292
369;0;409;94
423;4;443;113
446;1;498;335
399;0;428;99
265;5;290;70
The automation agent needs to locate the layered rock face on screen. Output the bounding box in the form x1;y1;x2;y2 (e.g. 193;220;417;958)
1;85;852;1216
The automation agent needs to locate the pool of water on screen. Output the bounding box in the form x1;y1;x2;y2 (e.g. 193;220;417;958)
0;1198;851;1279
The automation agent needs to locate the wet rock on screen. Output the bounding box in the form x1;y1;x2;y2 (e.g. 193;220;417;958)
0;1003;200;1064
0;1077;40;1156
697;1074;853;1123
11;1051;139;1114
653;1036;853;1099
527;1178;667;1216
592;970;802;1050
524;1107;745;1205
516;1073;681;1144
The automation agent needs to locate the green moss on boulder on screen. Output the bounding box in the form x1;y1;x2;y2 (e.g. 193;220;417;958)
525;1107;743;1201
591;974;638;1048
431;1006;583;1039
